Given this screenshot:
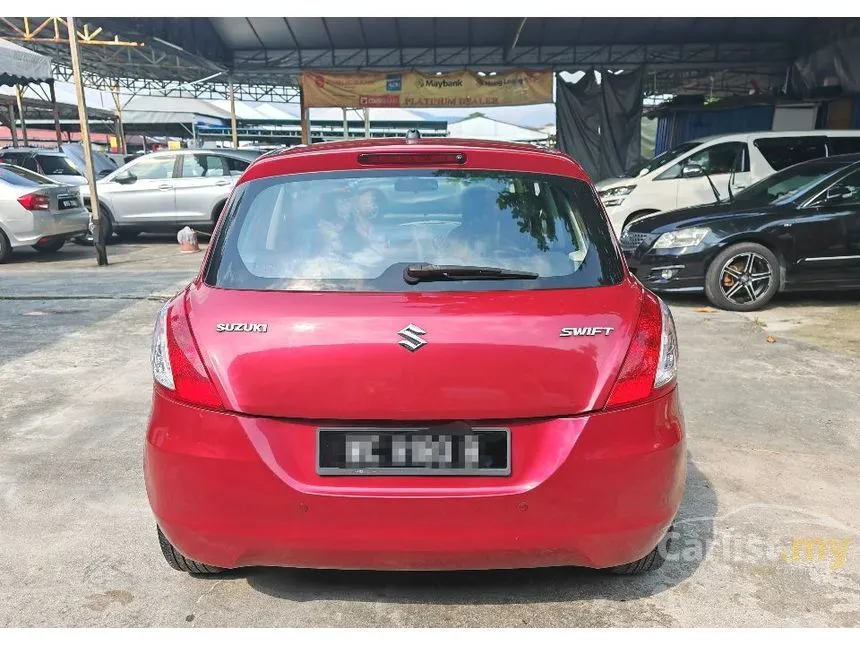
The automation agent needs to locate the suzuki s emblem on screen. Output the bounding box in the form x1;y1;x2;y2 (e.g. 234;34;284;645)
560;327;614;337
398;323;427;352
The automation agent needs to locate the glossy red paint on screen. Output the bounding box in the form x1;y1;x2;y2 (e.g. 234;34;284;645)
184;279;643;420
146;387;685;570
145;138;685;572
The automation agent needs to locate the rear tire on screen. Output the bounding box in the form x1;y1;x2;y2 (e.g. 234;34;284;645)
32;237;65;253
608;524;674;574
705;242;780;312
0;230;11;263
211;200;227;226
157;526;225;575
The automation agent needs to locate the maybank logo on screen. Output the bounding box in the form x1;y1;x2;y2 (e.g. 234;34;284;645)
417;77;464;89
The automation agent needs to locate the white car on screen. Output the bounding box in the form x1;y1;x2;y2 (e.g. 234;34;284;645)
597;129;860;233
0;163;89;262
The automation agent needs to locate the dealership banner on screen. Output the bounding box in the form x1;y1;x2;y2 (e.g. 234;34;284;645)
301;69;553;109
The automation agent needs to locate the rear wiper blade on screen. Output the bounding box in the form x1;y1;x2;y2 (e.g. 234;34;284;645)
403;263;539;284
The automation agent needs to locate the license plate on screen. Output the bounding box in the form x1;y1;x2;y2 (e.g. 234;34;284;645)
58;197;78;210
317;427;510;476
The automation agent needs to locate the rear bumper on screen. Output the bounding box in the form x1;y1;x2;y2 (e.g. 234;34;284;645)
6;208;90;247
145;390;686;571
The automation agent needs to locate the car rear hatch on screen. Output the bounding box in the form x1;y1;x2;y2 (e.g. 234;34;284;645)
185;150;636;420
186;282;640;420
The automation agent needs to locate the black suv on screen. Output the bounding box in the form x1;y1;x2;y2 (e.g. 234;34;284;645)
0;148;87;185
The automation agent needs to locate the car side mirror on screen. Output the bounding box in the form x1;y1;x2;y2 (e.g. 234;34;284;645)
114;170;136;184
825;185;852;203
681;163;704;179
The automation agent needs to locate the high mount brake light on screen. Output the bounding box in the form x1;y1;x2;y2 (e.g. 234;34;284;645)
605;291;678;409
357;152;466;165
151;295;224;410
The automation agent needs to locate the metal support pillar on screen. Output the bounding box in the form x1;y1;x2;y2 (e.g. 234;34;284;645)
48;81;63;148
15;86;28;146
228;73;238;148
299;86;309;145
342;108;348;140
68;16;107;266
363;108;370;138
110;81;126;154
7;102;19;146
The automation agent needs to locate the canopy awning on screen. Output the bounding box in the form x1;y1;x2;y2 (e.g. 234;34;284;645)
0;37;52;86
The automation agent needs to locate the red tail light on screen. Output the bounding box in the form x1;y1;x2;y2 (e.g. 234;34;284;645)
357;152;466;165
153;294;224;410
17;192;50;211
605;290;678;409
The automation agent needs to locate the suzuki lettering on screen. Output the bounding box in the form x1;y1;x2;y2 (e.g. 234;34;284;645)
215;323;268;333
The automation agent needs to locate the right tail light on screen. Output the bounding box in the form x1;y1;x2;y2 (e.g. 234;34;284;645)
605;290;678;409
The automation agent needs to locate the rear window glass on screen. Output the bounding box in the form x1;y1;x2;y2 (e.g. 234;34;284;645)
37;154;82;177
754;137;827;171
205;169;622;292
0;164;54;187
827;136;860;156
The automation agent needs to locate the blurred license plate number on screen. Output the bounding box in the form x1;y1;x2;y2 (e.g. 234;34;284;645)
59;198;77;209
317;429;509;476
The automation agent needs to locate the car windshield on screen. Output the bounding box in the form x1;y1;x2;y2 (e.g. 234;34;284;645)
0;164;54;187
206;169;623;292
38;155;82;177
622;141;701;178
731;161;849;205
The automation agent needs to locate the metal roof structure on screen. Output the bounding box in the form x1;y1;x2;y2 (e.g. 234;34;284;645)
1;17;857;102
447;114;548;143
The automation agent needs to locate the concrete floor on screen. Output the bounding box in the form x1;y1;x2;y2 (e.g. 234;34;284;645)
1;238;858;627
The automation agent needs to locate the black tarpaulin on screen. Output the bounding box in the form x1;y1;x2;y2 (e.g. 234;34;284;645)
555;71;602;179
556;69;645;182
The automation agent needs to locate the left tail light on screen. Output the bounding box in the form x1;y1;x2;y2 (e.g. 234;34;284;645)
17;192;50;211
151;294;224;410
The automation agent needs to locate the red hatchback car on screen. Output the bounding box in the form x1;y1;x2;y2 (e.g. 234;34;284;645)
146;136;686;575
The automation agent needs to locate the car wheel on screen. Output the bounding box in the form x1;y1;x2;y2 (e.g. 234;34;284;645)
31;237;65;253
0;230;12;263
608;524;674;575
157;526;225;575
705;242;780;312
115;229;140;242
97;208;114;243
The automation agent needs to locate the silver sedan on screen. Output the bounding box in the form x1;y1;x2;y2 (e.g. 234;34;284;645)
0;163;89;263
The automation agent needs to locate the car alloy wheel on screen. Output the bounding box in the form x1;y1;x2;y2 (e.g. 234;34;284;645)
719;251;773;306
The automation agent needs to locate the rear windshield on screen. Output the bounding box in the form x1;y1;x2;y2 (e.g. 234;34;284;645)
205;169;622;292
37;154;82;177
0;164;54;187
